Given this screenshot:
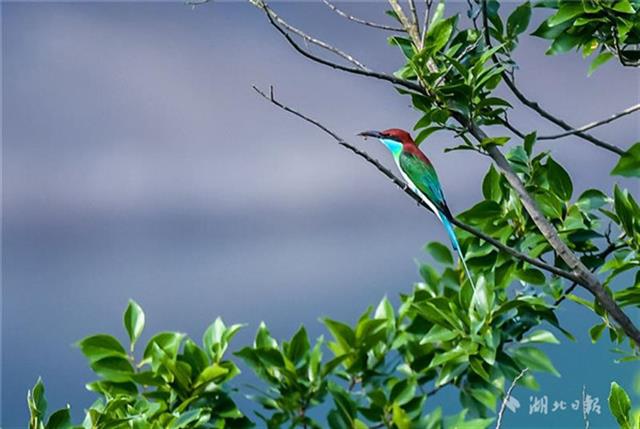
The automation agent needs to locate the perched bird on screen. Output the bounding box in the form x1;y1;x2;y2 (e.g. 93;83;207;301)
358;128;475;288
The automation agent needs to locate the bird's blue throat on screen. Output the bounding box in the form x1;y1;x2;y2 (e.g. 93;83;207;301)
380;138;403;157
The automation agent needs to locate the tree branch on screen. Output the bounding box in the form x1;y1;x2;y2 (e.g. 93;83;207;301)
501;75;624;155
260;3;424;94
252;85;581;284
259;1;368;71
388;0;421;47
495;368;528;429
407;0;421;47
537;103;640;141
321;0;405;32
422;0;433;45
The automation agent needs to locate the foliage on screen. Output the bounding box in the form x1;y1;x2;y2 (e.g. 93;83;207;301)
27;1;640;428
533;0;640;70
608;382;639;429
29;301;252;429
29;291;560;429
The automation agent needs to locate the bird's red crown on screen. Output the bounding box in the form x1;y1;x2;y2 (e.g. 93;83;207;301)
380;128;415;144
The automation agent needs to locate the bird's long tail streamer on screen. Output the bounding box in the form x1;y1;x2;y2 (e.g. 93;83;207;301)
438;213;476;290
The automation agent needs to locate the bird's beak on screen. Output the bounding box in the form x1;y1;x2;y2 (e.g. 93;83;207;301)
358;130;383;139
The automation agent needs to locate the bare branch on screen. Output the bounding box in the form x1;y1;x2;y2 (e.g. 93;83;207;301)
422;0;433;43
321;0;404;32
495;368;528;429
388;0;421;46
259;1;369;71
538;103;640;141
479;0;625;156
408;0;421;46
502;75;624;155
260;3;424;94
252;85;582;284
499;116;526;139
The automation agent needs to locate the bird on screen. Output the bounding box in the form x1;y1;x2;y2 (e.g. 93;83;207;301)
358;128;475;289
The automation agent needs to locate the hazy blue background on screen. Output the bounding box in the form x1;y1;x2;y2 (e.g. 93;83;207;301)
2;1;638;428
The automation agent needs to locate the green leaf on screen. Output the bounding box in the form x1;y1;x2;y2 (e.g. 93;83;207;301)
611;0;635;14
28;377;47;420
470;388;497;411
589;323;606;343
76;334;127;363
124;300;145;352
415;127;443;145
324;319;356;351
516;268;545;285
255;322;277;349
90;356;135;382
546;32;582;55
482;165;503;202
608;382;632;429
481;136;510;147
45;407;72;429
588;52;614;76
392;403;411;429
513;347;560;376
389;379;416;406
547;3;584;26
425;16;456;54
507;2;532;36
194;363;229;387
546;158;573;200
524;132;537;157
471;276;493;319
389;36;415;59
460;201;502;220
426;241;454;265
611;142;640;177
420;325;459;344
430;346;468;368
576;189;609;210
143;332;185;362
170;410;205;429
521;330;560;344
613;185;634;236
285;326;310;364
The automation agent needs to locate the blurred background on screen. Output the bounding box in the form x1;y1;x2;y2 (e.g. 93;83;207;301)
2;1;638;427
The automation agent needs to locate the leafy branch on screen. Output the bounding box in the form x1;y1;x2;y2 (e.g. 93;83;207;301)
255;0;640;347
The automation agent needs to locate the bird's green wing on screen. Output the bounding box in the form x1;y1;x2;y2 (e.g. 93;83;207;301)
399;150;448;213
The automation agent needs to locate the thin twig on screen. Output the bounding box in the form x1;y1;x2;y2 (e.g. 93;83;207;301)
495;368;528;429
321;0;405;32
538;103;640;141
422;0;433;42
498;115;526;138
408;0;421;46
502;75;624;155
260;1;369;71
261;3;424;94
253;85;581;284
